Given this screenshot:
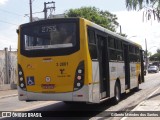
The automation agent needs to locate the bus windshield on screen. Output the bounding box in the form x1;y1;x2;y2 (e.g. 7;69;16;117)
22;23;76;50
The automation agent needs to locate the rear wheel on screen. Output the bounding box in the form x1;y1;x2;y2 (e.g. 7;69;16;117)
135;75;140;92
113;82;121;104
135;81;139;92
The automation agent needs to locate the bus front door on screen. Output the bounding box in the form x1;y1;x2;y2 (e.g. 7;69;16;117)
98;35;110;99
124;44;130;90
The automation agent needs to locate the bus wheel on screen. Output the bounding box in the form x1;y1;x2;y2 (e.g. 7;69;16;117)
113;82;121;104
135;76;140;92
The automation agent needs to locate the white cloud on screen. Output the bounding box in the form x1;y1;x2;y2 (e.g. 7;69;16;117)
0;0;8;5
115;10;160;54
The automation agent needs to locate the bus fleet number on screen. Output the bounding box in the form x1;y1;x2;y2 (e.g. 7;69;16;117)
56;62;68;66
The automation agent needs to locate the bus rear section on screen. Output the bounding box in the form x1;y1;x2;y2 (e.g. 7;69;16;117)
17;18;91;102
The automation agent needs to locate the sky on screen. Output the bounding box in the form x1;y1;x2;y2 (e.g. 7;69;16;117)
0;0;160;54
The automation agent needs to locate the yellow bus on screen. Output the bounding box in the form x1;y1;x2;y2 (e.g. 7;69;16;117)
17;18;144;104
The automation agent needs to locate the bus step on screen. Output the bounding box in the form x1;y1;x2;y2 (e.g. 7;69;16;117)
100;97;110;103
125;89;130;93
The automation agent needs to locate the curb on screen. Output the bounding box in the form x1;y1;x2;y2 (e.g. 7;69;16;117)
0;94;18;99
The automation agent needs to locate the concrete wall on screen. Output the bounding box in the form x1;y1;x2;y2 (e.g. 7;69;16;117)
0;48;17;89
0;50;5;86
9;51;17;85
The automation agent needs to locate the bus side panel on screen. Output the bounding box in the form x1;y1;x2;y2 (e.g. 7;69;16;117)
81;20;100;103
136;63;141;85
130;63;137;89
130;62;141;89
91;61;100;103
109;62;117;98
72;85;89;101
109;62;126;97
117;62;125;93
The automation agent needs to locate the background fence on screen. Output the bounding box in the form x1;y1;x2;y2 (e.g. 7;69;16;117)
0;48;17;90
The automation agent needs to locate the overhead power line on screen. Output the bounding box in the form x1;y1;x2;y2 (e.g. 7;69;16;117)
0;8;23;17
0;20;18;26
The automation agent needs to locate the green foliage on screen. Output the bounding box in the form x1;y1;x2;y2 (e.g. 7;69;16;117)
149;49;160;61
126;0;158;10
157;49;160;53
65;7;119;32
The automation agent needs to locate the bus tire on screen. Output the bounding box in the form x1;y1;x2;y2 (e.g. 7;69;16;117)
135;83;139;92
135;75;140;92
113;82;121;104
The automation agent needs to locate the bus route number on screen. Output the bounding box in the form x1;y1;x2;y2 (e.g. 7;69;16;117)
56;62;68;66
42;25;57;33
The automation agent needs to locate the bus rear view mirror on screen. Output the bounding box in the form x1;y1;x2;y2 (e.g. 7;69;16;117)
16;29;19;34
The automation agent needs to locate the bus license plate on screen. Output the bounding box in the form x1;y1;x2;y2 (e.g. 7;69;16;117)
41;84;55;89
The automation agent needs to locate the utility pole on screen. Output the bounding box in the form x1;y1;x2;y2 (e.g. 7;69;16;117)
120;25;122;34
145;38;148;70
29;0;33;22
44;1;55;19
4;48;9;84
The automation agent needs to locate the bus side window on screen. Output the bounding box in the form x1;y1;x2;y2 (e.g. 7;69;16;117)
88;29;96;44
117;40;122;50
108;36;117;61
87;29;97;59
108;36;115;48
116;40;123;61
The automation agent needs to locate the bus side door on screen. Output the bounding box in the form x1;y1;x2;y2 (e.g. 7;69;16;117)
97;35;110;99
123;44;130;90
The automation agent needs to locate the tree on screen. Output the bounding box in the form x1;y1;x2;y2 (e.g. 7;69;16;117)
149;49;160;61
65;7;119;32
125;0;160;21
157;48;160;53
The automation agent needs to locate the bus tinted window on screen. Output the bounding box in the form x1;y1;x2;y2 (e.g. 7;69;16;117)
135;47;140;54
87;29;97;59
108;37;115;48
88;29;96;44
109;49;117;60
129;45;135;53
22;23;76;50
117;40;122;50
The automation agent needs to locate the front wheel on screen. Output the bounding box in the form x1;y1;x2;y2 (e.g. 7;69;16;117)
113;82;121;104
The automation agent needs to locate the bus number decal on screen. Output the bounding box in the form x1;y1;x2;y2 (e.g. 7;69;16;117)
56;62;68;66
41;25;57;33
